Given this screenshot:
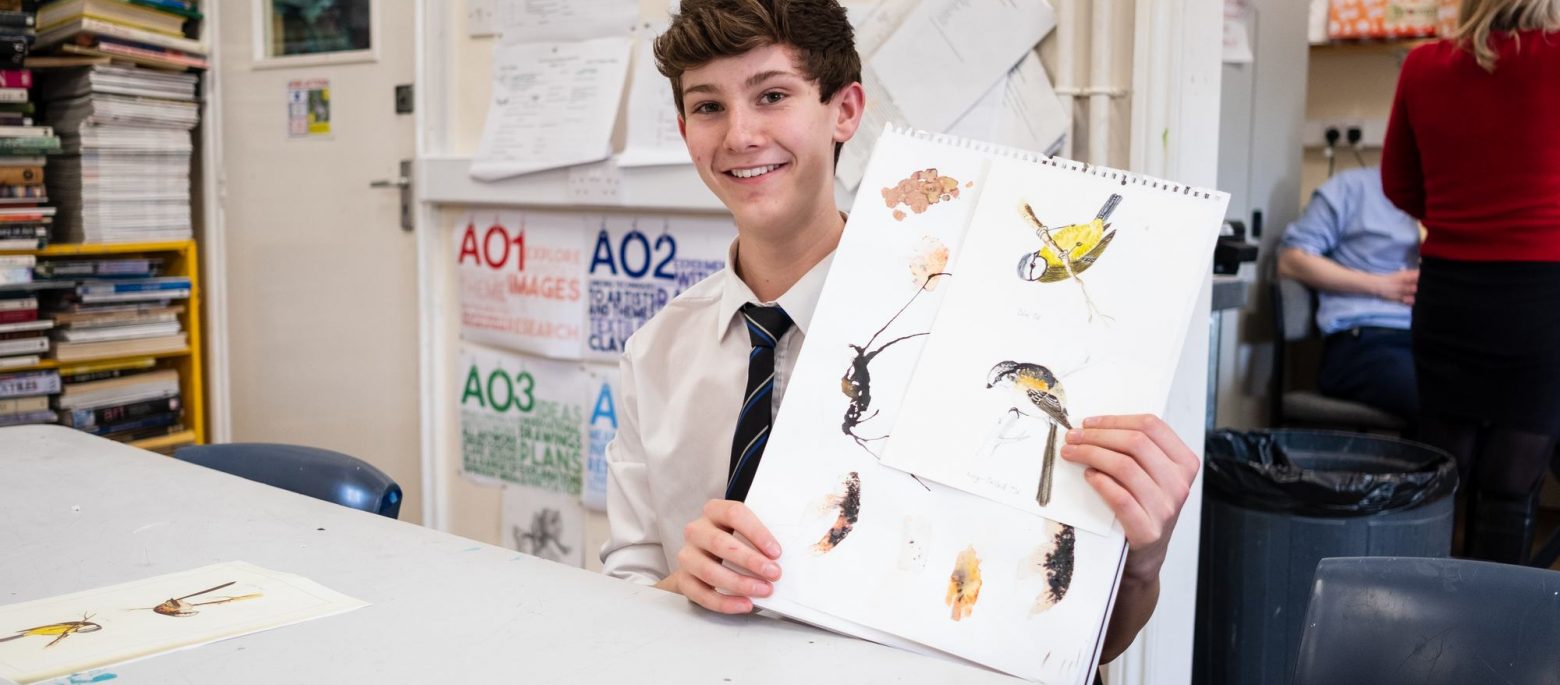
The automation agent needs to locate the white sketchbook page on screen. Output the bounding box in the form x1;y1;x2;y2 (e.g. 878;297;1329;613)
454;211;587;360
496;0;638;44
617;34;691;168
870;0;1058;133
0;562;365;684
884;157;1229;536
745;127;1123;684
470;38;632;181
947;51;1068;158
502;484;586;568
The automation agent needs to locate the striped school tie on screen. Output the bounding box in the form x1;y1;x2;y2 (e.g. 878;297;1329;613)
726;303;795;502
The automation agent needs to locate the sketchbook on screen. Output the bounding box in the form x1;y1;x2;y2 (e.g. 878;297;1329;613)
744;126;1226;682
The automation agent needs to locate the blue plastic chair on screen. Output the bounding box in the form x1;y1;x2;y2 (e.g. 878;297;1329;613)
1293;556;1560;685
173;443;403;519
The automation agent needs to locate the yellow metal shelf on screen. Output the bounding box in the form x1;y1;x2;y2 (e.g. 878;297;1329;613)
9;349;191;372
128;429;197;452
2;239;208;447
0;240;197;257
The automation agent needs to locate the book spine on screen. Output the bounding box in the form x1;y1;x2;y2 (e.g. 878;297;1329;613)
0;137;59;152
0;165;40;183
0;68;28;87
0;184;44;198
0;394;46;413
77;17;203;54
79;280;190;294
90;410;177;436
0;11;32;29
66;394;180;429
0;309;37;323
0;87;24;103
0;295;36;309
0;34;25;66
0;371;60;397
0;336;47;354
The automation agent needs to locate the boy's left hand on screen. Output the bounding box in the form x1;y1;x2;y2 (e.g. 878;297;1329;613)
1061;414;1200;582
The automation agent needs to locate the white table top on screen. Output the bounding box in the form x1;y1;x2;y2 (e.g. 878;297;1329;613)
0;425;1019;684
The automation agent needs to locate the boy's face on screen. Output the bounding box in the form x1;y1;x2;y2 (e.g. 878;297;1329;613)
678;43;863;236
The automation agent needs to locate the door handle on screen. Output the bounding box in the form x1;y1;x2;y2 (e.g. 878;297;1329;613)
369;160;414;231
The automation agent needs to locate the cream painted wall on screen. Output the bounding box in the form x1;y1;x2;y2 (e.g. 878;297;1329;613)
1298;47;1402;200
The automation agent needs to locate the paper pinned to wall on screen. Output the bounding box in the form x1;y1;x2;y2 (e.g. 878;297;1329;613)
470;37;632;181
496;0;638;44
458;343;588;494
454;211;587;359
582;213;733;362
0;562;365;685
502;484;586;567
581;362;620;511
946;51;1068;157
617;33;691;168
870;0;1058;132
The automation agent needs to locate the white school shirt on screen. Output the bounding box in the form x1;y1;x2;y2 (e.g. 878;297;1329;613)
601;241;834;584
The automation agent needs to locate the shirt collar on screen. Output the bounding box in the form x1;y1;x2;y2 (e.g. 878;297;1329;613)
716;237;836;344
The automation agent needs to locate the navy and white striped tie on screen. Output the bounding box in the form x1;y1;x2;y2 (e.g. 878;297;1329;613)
726;303;795;502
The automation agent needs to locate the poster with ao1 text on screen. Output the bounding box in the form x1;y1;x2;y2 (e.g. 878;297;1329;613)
455;211;588;360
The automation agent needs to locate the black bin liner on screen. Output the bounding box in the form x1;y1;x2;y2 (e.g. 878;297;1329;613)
1204;429;1458;516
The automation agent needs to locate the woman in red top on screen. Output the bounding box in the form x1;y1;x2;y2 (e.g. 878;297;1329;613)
1381;0;1560;564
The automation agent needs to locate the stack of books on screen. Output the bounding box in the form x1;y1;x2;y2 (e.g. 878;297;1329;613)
0;254;53;367
36;63;197;242
38;255;189;361
0;367;59;426
34;0;205;71
56;357;181;440
0;1;61;249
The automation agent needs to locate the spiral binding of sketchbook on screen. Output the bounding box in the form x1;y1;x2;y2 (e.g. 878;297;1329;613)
742;123;1229;684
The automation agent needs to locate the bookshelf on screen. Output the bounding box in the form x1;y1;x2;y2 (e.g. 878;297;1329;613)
1309;38;1438;55
0;239;206;446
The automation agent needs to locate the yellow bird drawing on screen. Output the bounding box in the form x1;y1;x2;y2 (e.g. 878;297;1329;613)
0;614;102;648
987;361;1071;507
1018;194;1122;320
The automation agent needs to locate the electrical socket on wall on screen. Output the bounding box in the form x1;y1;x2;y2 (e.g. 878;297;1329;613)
1302;119;1388;149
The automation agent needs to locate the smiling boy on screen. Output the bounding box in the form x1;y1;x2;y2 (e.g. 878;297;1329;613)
601;0;1200;663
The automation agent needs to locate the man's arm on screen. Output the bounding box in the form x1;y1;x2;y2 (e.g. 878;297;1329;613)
1061;414;1201;662
1278;247;1417;305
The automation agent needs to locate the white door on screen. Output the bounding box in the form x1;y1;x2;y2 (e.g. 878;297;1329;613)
212;1;422;522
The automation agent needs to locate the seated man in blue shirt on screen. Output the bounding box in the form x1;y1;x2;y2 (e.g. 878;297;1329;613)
1278;167;1420;419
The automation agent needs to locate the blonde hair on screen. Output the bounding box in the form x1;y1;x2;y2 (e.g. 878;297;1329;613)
1454;0;1560;71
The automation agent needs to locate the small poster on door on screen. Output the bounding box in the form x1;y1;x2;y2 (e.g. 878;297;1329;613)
287;79;331;138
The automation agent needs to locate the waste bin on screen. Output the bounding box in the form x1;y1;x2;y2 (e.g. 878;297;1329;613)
1192;429;1458;685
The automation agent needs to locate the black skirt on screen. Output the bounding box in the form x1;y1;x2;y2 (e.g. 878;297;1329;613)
1413;257;1560;435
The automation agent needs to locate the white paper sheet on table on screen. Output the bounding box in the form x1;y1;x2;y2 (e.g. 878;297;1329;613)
870;0;1058;133
0;562;365;685
947;51;1068;158
617;33;692;168
470;38;632;181
883;157;1228;535
745;126;1126;684
496;0;638;43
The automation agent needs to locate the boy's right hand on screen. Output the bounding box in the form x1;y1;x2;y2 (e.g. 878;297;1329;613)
663;499;784;614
